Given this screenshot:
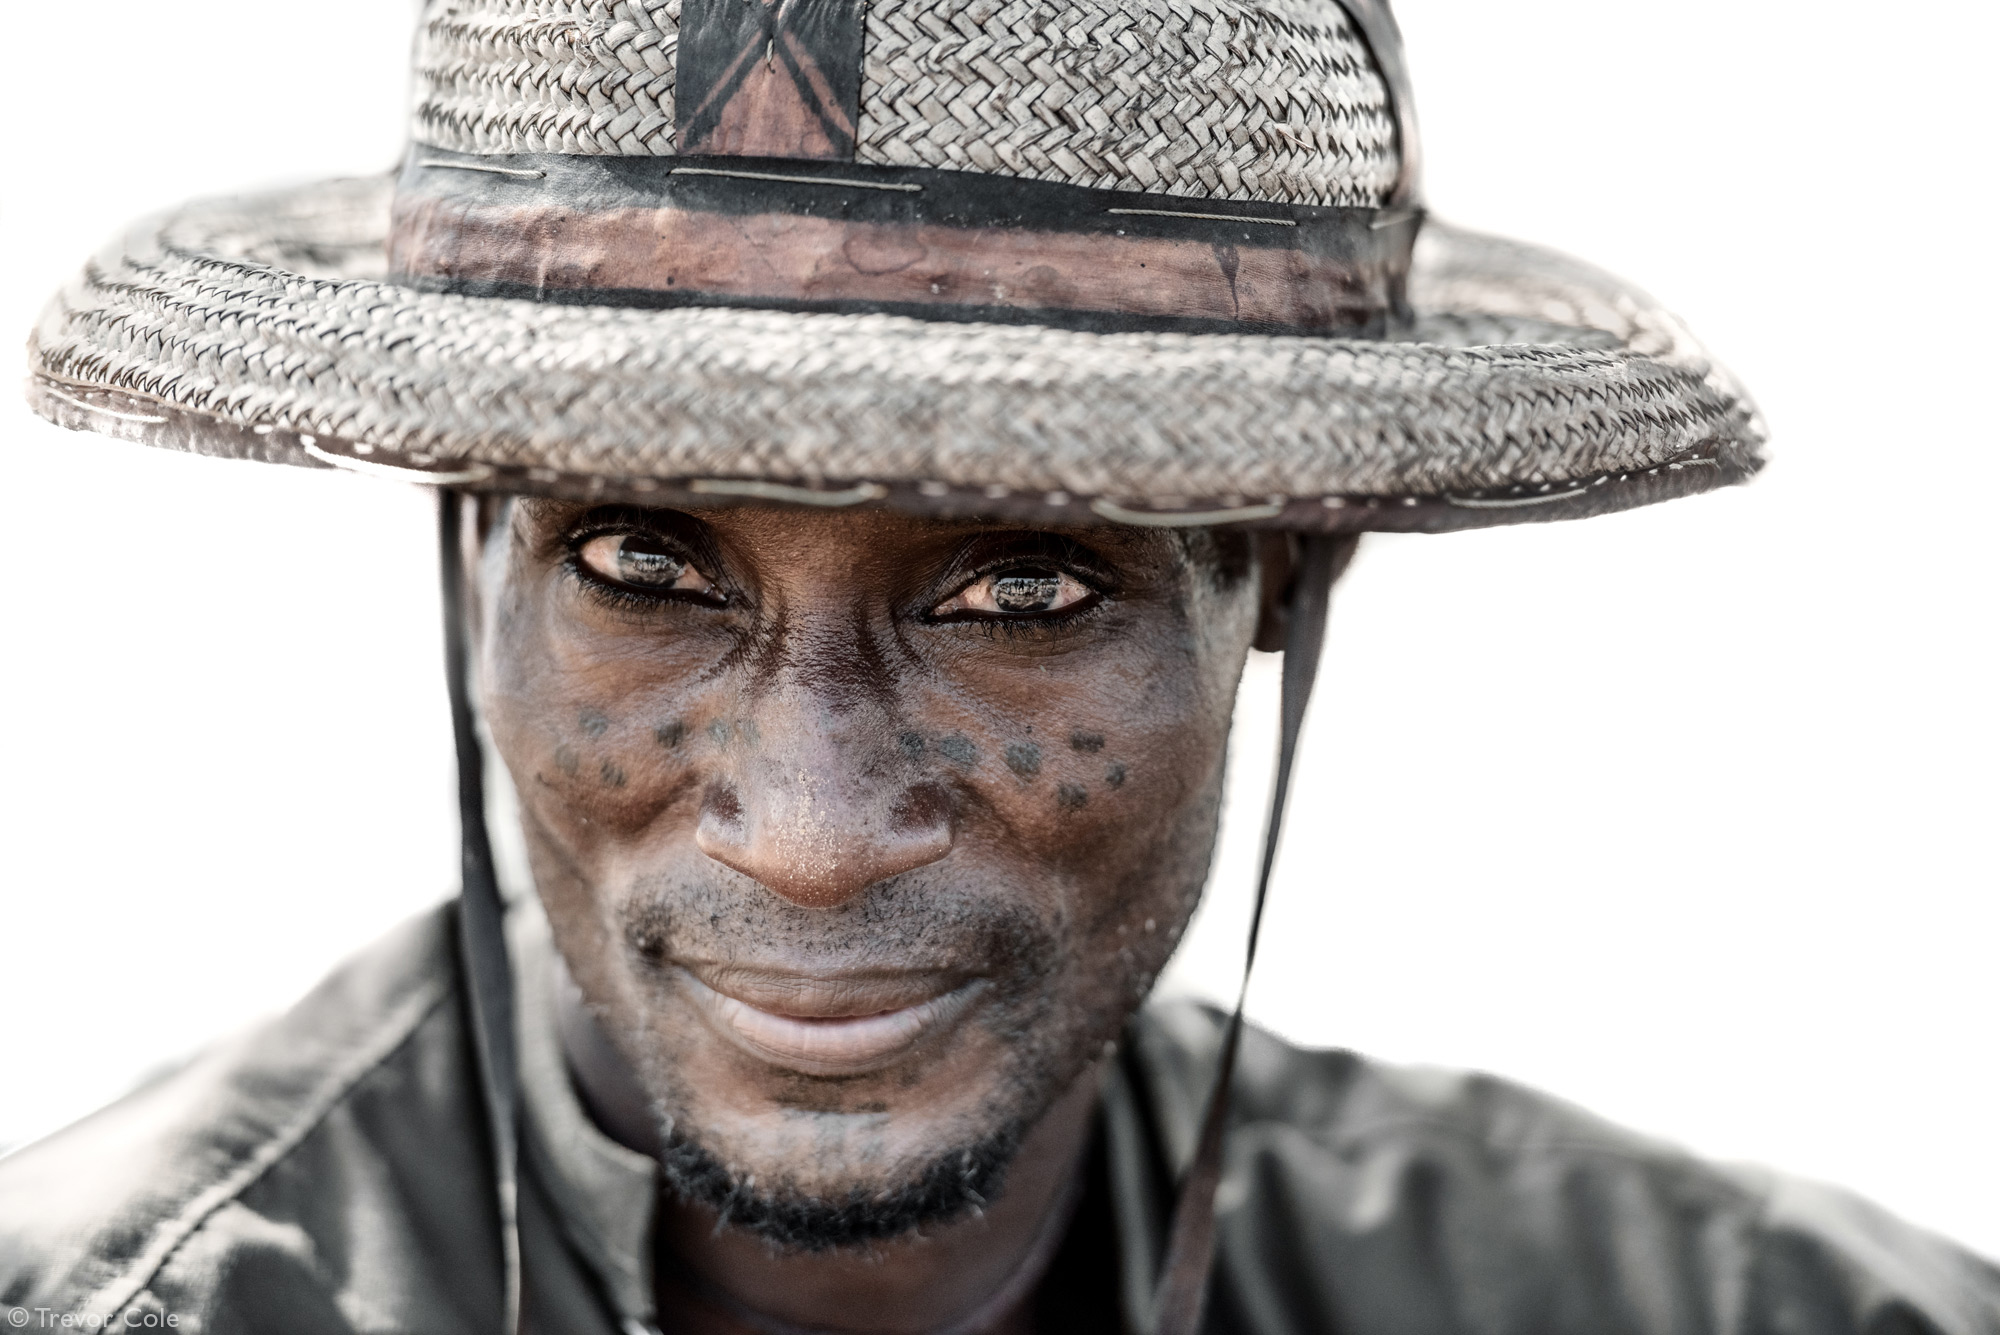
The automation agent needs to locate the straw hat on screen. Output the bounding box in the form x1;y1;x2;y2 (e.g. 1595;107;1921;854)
25;0;1762;531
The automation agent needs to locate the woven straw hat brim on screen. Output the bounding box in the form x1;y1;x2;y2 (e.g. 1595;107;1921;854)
28;175;1763;532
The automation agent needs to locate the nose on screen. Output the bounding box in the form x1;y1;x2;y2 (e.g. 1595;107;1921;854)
694;737;954;910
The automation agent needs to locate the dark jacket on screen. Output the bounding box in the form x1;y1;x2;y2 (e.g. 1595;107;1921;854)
3;902;1996;1335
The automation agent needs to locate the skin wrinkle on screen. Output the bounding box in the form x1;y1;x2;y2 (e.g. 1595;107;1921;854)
477;499;1279;1332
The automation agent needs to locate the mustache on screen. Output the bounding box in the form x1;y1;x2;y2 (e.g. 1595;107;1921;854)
618;864;1067;982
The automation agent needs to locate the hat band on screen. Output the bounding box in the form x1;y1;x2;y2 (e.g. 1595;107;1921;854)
389;149;1420;337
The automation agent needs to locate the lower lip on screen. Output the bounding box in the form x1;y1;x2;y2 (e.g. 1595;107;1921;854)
683;974;979;1075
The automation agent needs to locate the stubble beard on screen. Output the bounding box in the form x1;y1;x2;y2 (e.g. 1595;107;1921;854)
614;883;1132;1252
649;1104;1035;1252
599;774;1224;1253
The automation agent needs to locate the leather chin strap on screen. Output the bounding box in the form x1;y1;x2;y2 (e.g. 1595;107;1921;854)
1148;533;1351;1335
439;492;522;1333
438;490;1350;1335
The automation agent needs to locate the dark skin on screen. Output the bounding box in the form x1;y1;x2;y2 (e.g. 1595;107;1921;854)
474;499;1294;1334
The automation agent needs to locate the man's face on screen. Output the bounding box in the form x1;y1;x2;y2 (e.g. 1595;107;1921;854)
480;500;1262;1245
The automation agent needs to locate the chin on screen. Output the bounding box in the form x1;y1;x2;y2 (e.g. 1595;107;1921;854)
651;1104;1032;1251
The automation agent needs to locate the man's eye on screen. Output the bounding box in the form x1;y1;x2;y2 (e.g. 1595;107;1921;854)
578;533;719;598
933;568;1095;618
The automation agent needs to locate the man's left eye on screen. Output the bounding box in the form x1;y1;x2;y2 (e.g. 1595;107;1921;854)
933;568;1095;618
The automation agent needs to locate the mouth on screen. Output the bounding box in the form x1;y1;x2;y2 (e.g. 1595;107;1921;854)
677;965;984;1076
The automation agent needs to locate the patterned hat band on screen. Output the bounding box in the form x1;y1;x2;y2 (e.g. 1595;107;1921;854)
392;0;1423;332
389;150;1421;334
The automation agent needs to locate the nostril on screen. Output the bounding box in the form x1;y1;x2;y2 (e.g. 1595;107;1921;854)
693;783;750;872
889;781;954;837
702;783;744;828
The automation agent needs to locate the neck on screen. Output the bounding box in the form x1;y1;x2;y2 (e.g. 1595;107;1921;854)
556;983;1100;1335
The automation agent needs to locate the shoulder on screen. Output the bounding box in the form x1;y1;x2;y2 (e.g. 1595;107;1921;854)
1132;999;2000;1335
0;904;502;1335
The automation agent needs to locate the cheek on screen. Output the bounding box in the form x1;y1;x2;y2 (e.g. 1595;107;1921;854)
939;643;1237;931
483;589;727;857
933;678;1227;1024
960;602;1251;994
1014;707;1218;856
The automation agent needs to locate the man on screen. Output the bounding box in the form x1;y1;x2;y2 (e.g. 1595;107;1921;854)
5;1;1995;1332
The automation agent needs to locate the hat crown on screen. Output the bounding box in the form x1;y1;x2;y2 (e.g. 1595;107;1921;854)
413;0;1406;207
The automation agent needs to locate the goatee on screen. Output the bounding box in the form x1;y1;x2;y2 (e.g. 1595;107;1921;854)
655;1118;1028;1252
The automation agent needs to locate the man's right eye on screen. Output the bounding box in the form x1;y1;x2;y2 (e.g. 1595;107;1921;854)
578;533;720;599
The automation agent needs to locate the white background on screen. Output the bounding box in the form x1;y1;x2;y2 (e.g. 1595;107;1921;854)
2;0;1995;1261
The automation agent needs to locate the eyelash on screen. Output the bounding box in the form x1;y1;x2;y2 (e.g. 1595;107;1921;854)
953;600;1106;640
562;527;723;612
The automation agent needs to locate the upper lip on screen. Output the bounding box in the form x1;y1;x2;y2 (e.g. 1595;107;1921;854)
676;961;981;1075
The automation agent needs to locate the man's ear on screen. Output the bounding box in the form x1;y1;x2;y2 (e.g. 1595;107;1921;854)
1252;532;1362;653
